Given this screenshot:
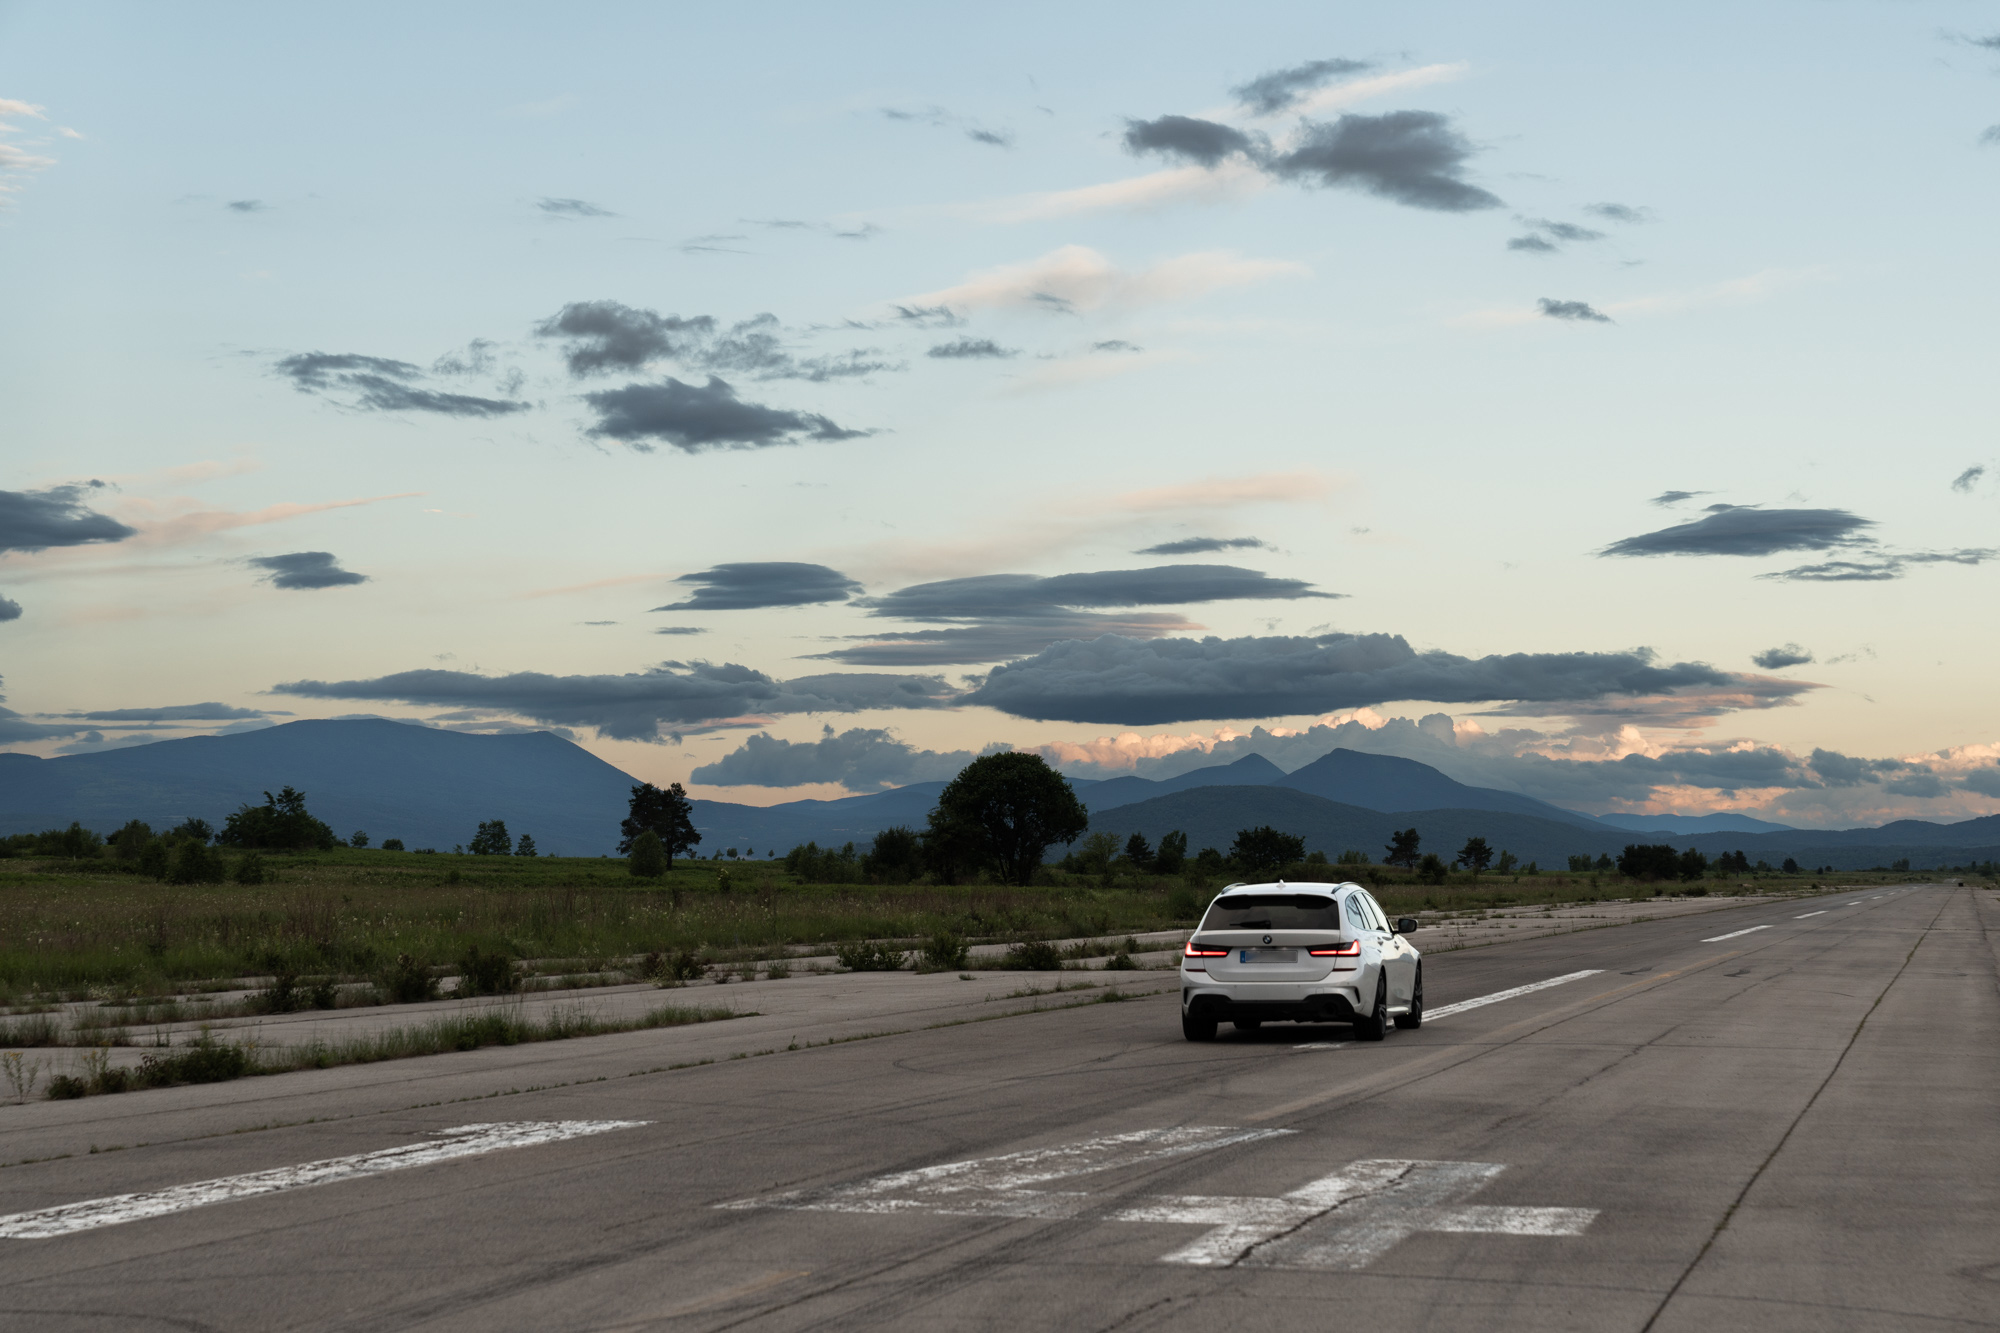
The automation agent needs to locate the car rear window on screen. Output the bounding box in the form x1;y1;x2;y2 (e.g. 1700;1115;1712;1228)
1202;894;1343;931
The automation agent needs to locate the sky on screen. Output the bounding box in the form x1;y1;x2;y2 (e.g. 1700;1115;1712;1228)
4;1;1999;829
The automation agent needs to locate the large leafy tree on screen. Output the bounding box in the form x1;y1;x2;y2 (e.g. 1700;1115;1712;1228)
469;820;512;855
620;782;700;868
1456;836;1495;879
1230;825;1306;878
929;752;1088;887
218;787;337;851
1384;827;1421;869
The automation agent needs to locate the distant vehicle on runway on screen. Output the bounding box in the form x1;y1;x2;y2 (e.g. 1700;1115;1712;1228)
1180;882;1420;1041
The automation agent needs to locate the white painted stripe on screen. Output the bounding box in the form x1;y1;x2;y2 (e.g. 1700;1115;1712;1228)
1424;970;1603;1022
1701;925;1772;942
1292;1042;1351;1051
0;1121;647;1240
1795;911;1827;918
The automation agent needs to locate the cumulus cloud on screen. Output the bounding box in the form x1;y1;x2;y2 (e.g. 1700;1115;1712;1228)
1232;58;1374;115
1602;507;1873;558
1951;465;1985;493
0;594;20;621
249;551;369;590
927;337;1017;359
1136;536;1268;555
537;197;614;218
1759;548;1995;583
1537;298;1612;323
1268;111;1501;212
275;352;528;417
0;483;138;552
582;376;872;452
1123;115;1260;167
535;301;894;382
896;245;1303;318
272;663;958;742
965;631;1806;726
653;562;862;611
691;725;995;790
1752;644;1814;669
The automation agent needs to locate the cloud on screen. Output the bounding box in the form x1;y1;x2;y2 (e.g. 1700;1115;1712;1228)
1232;58;1374;115
225;199;264;213
654;625;707;636
1123;115;1259;168
1136;537;1268;555
1093;340;1143;353
1602;507;1874;558
975;160;1271;223
897;245;1304;318
535;301;894;382
653;562;862;611
1537;298;1612;323
1650;490;1705;506
272;663;959;741
1983;125;2000;147
1507;234;1558;254
1752;644;1814;669
582;376;872;452
964;631;1808;726
0;594;19;621
965;128;1013;148
691;725;993;790
891;304;964;327
1268;111;1501;212
275;352;528;417
0;483;138;552
57;702;268;722
806;618;1197;667
1584;202;1652;223
927;337;1017;360
249;551;369;590
1759;549;1995;583
537;197;614;218
1952;465;1985;493
865;564;1338;622
1508;217;1606;253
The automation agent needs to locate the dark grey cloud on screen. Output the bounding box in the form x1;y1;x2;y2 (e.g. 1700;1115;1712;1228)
891;304;964;327
1122;115;1259;167
1603;506;1873;558
226;199;264;213
275;352;528;417
1584;202;1652;223
805;617;1195;667
653;562;862;611
582;376;872;452
691;726;991;791
965;632;1806;726
0;595;20;622
654;625;707;636
1759;548;1995;583
250;551;369;591
538;197;614;218
1650;490;1705;506
865;565;1338;622
1507;234;1558;254
536;301;894;382
1961;763;2000;798
0;483;138;553
1538;298;1611;323
927;338;1016;360
1231;57;1373;115
1509;218;1606;253
1136;537;1269;555
1268;111;1501;212
1952;465;1985;493
59;702;268;722
1809;747;1914;788
1752;644;1814;669
966;128;1014;148
272;663;958;742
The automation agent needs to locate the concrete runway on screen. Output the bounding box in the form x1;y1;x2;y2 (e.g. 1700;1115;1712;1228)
1;883;1993;1331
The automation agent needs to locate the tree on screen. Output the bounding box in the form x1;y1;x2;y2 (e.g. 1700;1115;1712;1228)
350;830;370;848
1616;844;1681;881
1416;853;1448;885
1154;830;1188;875
170;817;214;845
1495;849;1519;875
381;838;406;852
1124;832;1155;871
1677;848;1709;881
864;826;922;883
1567;854;1594;872
1781;857;1801;874
167;840;226;885
619;782;701;868
628;829;666;879
1230;826;1306;878
218;788;337;851
1594;853;1614;872
515;833;538;858
469;820;512;856
1384;828;1421;870
929;752;1088;886
110;820;154;861
1457;837;1495;879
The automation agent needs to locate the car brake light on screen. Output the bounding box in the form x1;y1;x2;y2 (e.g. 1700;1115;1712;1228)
1183;941;1230;958
1307;940;1361;957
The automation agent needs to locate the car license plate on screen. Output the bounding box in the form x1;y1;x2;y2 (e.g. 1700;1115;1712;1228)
1240;948;1295;963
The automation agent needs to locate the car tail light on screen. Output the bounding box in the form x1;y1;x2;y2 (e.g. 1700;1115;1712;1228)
1183;941;1230;958
1307;940;1361;957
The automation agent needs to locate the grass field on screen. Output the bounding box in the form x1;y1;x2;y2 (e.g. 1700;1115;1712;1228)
0;845;1917;1006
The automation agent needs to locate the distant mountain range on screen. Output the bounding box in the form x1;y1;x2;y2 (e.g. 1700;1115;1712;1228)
1;720;1993;871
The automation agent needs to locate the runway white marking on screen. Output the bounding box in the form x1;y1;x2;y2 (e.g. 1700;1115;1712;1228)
1423;970;1603;1021
1795;911;1827;918
1702;925;1773;942
0;1121;647;1240
1292;1041;1351;1051
723;1137;1596;1270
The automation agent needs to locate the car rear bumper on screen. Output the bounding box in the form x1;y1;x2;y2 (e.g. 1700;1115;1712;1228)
1181;979;1364;1024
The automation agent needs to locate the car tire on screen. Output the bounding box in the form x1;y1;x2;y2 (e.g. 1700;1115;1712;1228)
1395;965;1423;1030
1233;1018;1262;1032
1182;1009;1218;1041
1354;977;1389;1042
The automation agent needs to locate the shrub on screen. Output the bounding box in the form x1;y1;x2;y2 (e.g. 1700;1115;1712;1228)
381;838;406;851
457;946;517;996
167;840;227;885
764;960;792;980
1416;853;1449;886
917;931;969;972
836;939;907;972
383;953;439;1004
1005;940;1064;971
218;787;338;851
137;838;171;880
308;976;340;1009
259;968;302;1013
142;1039;249;1086
865;826;923;883
1105;949;1138;970
1166;886;1201;920
350;830;370;848
233;852;268;885
628;830;667;879
46;1075;88;1100
644;948;705;985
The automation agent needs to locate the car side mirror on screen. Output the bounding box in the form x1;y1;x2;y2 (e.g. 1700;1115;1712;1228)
1395;917;1418;935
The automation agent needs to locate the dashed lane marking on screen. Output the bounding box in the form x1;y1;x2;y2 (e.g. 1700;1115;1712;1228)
1702;925;1773;942
1424;970;1604;1022
0;1121;648;1240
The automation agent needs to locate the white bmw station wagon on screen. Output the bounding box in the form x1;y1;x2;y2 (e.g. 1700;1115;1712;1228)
1180;881;1422;1041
